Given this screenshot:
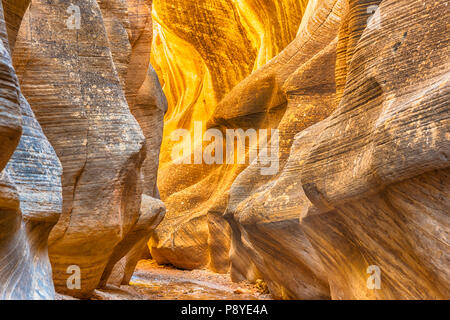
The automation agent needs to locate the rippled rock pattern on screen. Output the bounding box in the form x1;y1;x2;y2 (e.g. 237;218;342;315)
150;0;449;299
11;0;166;297
150;0;309;272
0;0;448;301
100;0;167;288
226;0;449;299
0;0;62;300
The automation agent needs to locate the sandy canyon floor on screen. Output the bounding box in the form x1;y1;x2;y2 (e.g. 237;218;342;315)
76;260;272;300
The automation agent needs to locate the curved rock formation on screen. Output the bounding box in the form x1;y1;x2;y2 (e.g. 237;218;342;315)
150;0;309;272
0;0;447;301
226;0;449;299
152;0;308;146
223;0;348;299
0;0;63;300
100;0;167;288
298;0;449;299
148;0;449;300
12;0;166;297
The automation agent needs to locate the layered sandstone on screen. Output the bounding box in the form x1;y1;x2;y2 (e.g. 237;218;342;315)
298;0;449;299
226;0;449;299
0;0;447;301
0;0;62;300
150;0;309;272
149;0;449;300
216;0;346;299
100;0;167;287
11;0;166;297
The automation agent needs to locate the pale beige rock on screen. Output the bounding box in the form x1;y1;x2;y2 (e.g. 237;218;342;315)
224;0;347;299
102;0;168;287
0;0;63;300
12;0;152;297
100;195;165;287
300;0;449;299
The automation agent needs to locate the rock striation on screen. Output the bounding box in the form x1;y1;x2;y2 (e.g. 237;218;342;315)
99;0;167;288
10;0;166;297
150;0;310;273
151;0;449;299
226;0;449;299
0;0;62;300
0;0;448;301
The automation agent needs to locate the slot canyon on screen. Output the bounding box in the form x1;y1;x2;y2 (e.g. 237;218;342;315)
0;0;448;300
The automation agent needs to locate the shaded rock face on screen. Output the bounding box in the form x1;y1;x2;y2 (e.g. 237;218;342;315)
150;0;310;273
226;0;449;299
0;0;63;300
10;0;166;298
99;0;167;288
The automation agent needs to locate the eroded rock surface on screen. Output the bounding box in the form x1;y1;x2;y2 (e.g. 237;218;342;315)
149;0;449;300
0;0;448;301
11;0;166;297
0;0;62;300
226;0;449;299
98;0;167;289
150;0;310;273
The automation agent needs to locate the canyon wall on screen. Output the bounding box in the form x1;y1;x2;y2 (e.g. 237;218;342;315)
152;0;449;300
0;0;166;298
150;0;310;273
0;0;62;300
0;0;447;301
227;0;449;299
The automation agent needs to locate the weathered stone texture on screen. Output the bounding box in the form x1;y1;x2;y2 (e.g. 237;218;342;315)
0;0;62;300
150;0;310;273
0;0;448;301
100;0;167;288
11;0;165;297
227;0;449;299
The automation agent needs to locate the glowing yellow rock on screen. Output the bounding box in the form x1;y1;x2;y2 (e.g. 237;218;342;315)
150;0;309;271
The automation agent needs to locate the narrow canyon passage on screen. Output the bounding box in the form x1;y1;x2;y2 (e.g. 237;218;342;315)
0;0;448;302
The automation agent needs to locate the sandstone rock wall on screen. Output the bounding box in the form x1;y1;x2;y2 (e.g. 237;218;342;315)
224;0;348;299
152;0;309;151
298;0;449;299
0;0;62;300
99;0;167;288
150;0;310;273
149;0;449;300
226;0;449;299
0;0;447;301
10;0;166;298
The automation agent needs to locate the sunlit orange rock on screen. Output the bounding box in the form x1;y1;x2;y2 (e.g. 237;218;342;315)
150;0;309;272
1;0;447;301
152;0;449;300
